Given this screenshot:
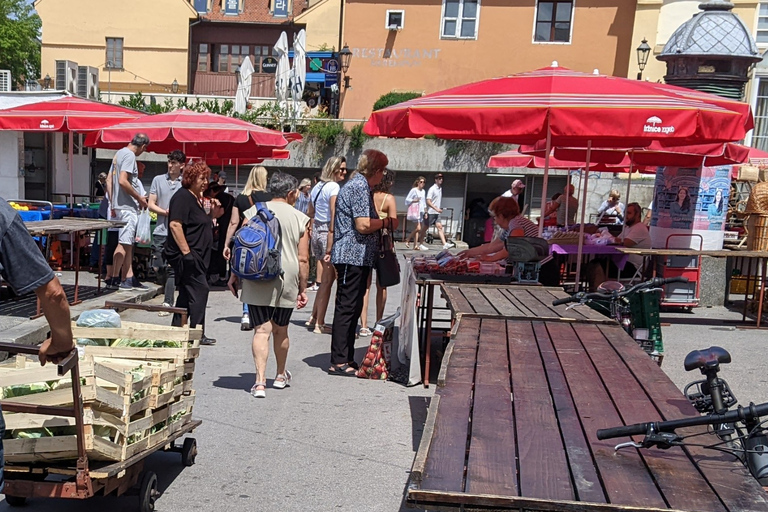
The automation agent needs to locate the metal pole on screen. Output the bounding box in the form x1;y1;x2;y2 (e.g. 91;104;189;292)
69;132;74;207
573;140;592;291
537;125;551;237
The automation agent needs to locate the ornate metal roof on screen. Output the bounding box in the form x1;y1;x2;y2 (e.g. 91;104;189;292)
658;0;760;60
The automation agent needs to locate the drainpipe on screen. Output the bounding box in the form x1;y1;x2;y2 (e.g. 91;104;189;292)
337;0;345;53
188;18;203;95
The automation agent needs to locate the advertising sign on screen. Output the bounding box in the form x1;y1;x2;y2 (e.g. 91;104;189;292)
224;0;238;15
261;57;277;74
273;0;288;17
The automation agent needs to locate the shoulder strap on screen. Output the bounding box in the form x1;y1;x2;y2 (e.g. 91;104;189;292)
379;194;389;211
311;181;328;205
248;192;255;207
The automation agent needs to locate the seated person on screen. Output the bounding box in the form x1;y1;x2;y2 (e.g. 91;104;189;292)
458;196;538;263
585;202;651;291
596;189;625;225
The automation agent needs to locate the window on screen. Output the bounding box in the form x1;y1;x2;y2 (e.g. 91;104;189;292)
534;0;573;43
752;78;768;151
215;45;251;73
198;44;209;72
441;0;479;39
758;2;768;44
105;38;124;69
253;46;272;71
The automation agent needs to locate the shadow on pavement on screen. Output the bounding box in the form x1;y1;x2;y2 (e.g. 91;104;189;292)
212;372;257;392
301;346;369;372
210;315;242;325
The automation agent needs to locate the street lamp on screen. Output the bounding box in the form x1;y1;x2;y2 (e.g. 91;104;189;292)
636;38;651;80
42;74;51;90
171;79;179;94
339;44;352;89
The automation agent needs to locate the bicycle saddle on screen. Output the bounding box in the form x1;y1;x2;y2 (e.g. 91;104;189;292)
684;346;731;372
597;281;624;293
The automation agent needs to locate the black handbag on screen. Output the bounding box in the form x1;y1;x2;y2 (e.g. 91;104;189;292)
376;229;400;288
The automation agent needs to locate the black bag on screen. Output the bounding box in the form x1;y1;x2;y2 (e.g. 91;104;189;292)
376;229;400;288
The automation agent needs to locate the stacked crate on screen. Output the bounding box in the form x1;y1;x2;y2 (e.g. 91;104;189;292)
0;321;199;463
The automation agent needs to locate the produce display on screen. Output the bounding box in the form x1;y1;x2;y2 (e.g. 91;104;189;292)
0;316;199;463
411;251;505;276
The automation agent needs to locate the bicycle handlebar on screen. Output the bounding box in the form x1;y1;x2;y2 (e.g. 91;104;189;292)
597;401;768;440
552;276;689;306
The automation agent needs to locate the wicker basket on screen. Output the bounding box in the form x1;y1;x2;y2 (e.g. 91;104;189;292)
739;165;760;182
745;182;768;214
746;214;768;251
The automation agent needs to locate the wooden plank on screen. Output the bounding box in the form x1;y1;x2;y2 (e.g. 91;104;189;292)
408;489;688;512
531;322;607;504
458;286;498;315
442;285;474;316
534;288;605;322
576;323;726;512
508;288;561;319
597;323;768;512
478;287;526;317
498;288;537;317
421;320;478;493
465;318;517;497
544;322;667;509
411;394;440;488
506;321;574;501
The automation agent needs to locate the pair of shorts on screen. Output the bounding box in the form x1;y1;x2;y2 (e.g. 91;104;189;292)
116;209;138;245
426;213;441;227
311;221;331;260
248;304;293;328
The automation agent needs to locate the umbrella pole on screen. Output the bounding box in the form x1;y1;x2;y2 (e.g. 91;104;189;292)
573;140;592;292
69;132;74;208
537;127;551;237
625;160;634;207
235;159;239;194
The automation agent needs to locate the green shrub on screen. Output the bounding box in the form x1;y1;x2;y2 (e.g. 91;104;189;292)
303;118;345;147
372;91;422;112
349;123;369;149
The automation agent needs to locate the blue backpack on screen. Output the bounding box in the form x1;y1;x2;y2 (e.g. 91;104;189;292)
230;203;282;281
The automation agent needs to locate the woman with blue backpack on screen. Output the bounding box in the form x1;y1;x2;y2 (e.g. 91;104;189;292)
227;172;310;398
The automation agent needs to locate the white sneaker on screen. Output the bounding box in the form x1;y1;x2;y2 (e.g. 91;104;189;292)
418;245;430;252
241;313;253;331
443;242;455;250
272;370;292;389
158;302;172;317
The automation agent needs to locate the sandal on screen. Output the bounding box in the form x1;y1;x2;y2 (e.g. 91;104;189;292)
404;242;411;249
313;324;332;334
304;316;316;328
327;363;357;377
273;370;292;389
250;382;266;398
359;327;372;337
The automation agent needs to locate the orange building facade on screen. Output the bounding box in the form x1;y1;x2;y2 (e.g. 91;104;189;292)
339;0;638;120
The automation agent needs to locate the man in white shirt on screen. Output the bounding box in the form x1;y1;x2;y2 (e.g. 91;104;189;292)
501;179;525;213
422;173;453;249
586;202;651;290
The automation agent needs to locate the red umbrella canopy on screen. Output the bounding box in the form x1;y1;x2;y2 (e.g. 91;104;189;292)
364;65;753;146
0;96;142;132
488;149;654;173
84;109;298;155
201;149;291;166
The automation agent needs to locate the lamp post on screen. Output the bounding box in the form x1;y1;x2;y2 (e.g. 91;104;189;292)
339;44;352;90
636;38;651;80
42;74;51;90
171;79;179;94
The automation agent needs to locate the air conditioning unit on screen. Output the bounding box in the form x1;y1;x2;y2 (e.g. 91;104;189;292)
386;10;404;31
0;70;11;92
77;66;99;99
55;60;78;94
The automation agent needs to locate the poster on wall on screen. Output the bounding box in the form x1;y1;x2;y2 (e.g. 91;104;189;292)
650;165;731;250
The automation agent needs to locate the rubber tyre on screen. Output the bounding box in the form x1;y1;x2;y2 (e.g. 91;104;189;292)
4;495;27;507
139;471;158;512
181;437;197;467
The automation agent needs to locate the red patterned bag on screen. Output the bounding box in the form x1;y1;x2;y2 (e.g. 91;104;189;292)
357;323;393;380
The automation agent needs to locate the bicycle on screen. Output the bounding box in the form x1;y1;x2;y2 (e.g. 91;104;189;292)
551;276;689;364
597;346;768;485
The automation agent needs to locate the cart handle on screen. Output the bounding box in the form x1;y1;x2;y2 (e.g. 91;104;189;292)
0;341;77;377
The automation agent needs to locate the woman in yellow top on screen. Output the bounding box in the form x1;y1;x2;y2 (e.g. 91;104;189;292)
359;170;397;337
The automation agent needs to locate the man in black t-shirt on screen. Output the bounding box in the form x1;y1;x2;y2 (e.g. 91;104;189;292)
0;199;76;493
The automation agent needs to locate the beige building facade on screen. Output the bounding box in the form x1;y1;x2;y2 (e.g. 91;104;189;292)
35;0;198;95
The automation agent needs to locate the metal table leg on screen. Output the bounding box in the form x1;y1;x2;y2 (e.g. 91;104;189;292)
423;283;435;388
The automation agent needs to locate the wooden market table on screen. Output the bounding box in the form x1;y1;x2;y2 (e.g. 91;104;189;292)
410;291;768;511
618;247;768;327
24;218;124;307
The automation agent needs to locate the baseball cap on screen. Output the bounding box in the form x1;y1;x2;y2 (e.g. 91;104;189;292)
218;171;227;180
435;173;444;179
512;179;525;189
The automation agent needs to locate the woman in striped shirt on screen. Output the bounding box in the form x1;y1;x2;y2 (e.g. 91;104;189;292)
457;196;538;262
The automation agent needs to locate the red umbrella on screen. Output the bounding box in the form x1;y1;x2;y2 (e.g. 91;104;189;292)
0;96;142;131
364;64;753;147
84;109;298;156
487;149;651;172
0;96;144;205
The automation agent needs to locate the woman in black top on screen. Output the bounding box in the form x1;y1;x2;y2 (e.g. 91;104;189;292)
164;161;221;345
223;165;272;331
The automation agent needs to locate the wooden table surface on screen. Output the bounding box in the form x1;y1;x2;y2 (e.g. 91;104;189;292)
441;283;612;324
24;218;124;236
410;315;768;511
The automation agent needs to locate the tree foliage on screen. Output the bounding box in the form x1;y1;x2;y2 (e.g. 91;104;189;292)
372;91;422;112
0;0;41;89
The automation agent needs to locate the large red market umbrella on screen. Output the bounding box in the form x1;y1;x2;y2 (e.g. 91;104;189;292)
84;109;299;156
0;96;144;205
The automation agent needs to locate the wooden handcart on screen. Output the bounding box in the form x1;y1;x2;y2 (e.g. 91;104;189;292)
0;326;200;511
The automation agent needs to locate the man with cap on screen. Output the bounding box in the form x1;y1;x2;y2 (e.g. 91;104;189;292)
217;171;229;194
502;179;525;213
422;173;454;250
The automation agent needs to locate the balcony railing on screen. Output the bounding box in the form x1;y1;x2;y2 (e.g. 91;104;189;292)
192;71;276;97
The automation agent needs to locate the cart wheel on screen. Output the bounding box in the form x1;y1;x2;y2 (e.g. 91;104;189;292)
181;437;197;467
139;471;158;512
4;495;26;507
